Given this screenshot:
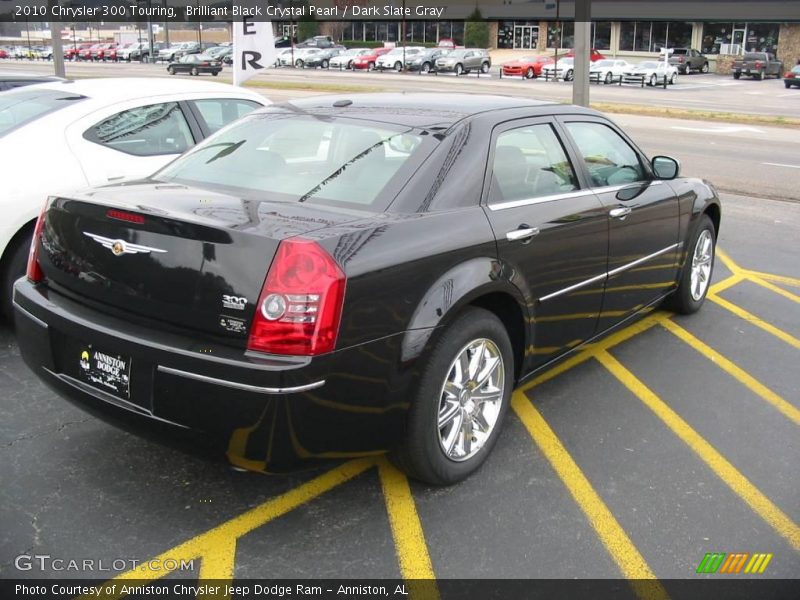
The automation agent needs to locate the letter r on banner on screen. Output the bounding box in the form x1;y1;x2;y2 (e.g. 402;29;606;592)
234;18;276;87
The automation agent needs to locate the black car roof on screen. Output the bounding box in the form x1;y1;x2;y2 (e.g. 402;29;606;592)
270;93;590;129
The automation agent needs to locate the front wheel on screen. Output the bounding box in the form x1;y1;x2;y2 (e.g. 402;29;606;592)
667;215;716;315
757;70;765;80
701;62;709;73
167;66;175;75
481;62;490;74
454;63;463;76
565;69;574;81
321;59;329;69
525;67;534;79
786;81;792;89
670;72;678;85
649;73;657;86
733;72;741;79
367;61;375;71
211;70;219;76
391;308;514;485
421;62;431;73
605;71;613;84
295;59;304;68
190;66;199;76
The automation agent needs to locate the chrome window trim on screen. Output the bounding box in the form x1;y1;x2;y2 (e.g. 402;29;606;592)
157;366;325;395
487;181;663;212
539;242;681;303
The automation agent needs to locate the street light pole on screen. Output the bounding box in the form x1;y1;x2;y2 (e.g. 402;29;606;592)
572;0;591;107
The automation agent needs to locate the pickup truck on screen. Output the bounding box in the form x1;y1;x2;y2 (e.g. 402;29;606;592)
732;52;784;80
664;48;709;74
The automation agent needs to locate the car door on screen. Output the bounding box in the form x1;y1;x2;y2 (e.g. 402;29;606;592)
559;117;680;332
482;118;609;368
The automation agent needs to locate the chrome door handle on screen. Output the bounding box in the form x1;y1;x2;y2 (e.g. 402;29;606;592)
506;227;540;242
609;206;632;220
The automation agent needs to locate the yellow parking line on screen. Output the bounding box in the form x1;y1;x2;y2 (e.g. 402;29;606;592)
378;459;439;600
746;275;800;305
708;293;800;349
85;459;376;600
660;320;800;426
715;248;742;275
744;270;800;288
596;351;800;552
512;392;669;599
196;540;237;600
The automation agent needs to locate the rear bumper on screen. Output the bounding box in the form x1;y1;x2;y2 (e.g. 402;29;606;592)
13;280;417;471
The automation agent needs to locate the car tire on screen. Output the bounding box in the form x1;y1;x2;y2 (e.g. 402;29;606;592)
481;62;490;74
212;70;219;76
525;67;534;79
786;81;792;89
681;66;689;75
422;62;431;73
649;73;657;86
670;72;677;85
295;59;304;68
368;61;375;71
758;70;765;80
603;71;612;84
391;307;514;485
168;66;175;75
190;67;199;76
455;63;463;76
733;72;741;79
666;215;716;315
701;62;709;73
1;231;31;322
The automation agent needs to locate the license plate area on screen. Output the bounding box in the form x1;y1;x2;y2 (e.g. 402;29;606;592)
77;345;131;399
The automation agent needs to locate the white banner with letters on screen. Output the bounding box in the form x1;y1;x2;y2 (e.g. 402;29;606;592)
233;18;276;87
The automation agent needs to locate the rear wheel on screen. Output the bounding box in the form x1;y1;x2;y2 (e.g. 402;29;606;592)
295;59;304;68
701;62;709;73
649;73;657;86
670;72;678;85
605;71;613;84
368;61;375;71
757;70;765;80
421;62;431;73
321;59;329;69
211;70;219;76
565;69;574;81
394;61;402;72
391;307;513;485
667;215;716;315
168;66;175;75
190;66;199;76
1;232;31;322
786;81;792;89
733;72;741;79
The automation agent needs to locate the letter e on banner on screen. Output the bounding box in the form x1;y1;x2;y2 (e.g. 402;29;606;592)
234;18;276;87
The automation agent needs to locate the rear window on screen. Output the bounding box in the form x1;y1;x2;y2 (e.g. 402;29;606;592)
0;89;84;137
744;53;767;60
155;111;438;210
671;49;688;55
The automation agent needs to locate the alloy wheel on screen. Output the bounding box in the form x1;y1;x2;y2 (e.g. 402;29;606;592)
690;230;713;301
437;339;505;462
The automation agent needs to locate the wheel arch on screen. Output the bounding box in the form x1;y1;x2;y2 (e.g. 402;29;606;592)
1;218;36;268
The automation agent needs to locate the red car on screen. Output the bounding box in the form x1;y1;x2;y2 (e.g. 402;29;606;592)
66;43;93;61
0;49;7;59
79;44;102;60
502;55;554;79
351;47;391;71
563;48;607;62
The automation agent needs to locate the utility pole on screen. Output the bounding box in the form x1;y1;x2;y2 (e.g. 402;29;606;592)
573;0;591;107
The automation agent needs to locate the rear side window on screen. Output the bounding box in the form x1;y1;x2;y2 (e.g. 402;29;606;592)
84;102;194;156
191;99;261;134
565;122;645;187
489;124;579;204
0;89;85;137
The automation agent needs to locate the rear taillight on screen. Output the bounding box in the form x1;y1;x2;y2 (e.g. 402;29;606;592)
785;72;794;78
755;60;763;68
26;200;50;283
247;239;346;356
678;56;685;63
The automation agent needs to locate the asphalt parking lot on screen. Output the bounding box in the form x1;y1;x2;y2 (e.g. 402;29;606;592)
1;192;798;595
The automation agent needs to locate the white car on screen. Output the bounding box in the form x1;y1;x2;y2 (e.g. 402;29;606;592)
375;47;425;71
279;48;322;67
589;59;634;84
541;57;575;81
329;48;371;70
0;78;268;318
623;60;679;86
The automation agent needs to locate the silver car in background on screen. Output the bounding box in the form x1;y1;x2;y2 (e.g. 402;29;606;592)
435;49;492;75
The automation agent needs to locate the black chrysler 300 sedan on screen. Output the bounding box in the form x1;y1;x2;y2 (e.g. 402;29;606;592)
14;94;720;485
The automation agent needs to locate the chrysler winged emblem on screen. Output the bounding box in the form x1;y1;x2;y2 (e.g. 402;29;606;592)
83;232;167;256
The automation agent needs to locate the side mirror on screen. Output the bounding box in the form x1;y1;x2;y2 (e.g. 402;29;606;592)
651;155;680;180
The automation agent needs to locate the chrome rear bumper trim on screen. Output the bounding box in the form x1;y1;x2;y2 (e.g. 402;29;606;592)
157;366;325;395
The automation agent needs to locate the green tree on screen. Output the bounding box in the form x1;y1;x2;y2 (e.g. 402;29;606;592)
464;8;489;48
297;14;319;41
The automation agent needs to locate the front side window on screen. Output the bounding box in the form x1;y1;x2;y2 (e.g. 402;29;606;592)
156;112;435;209
84;102;194;156
488;123;579;204
566;122;645;187
191;99;261;134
